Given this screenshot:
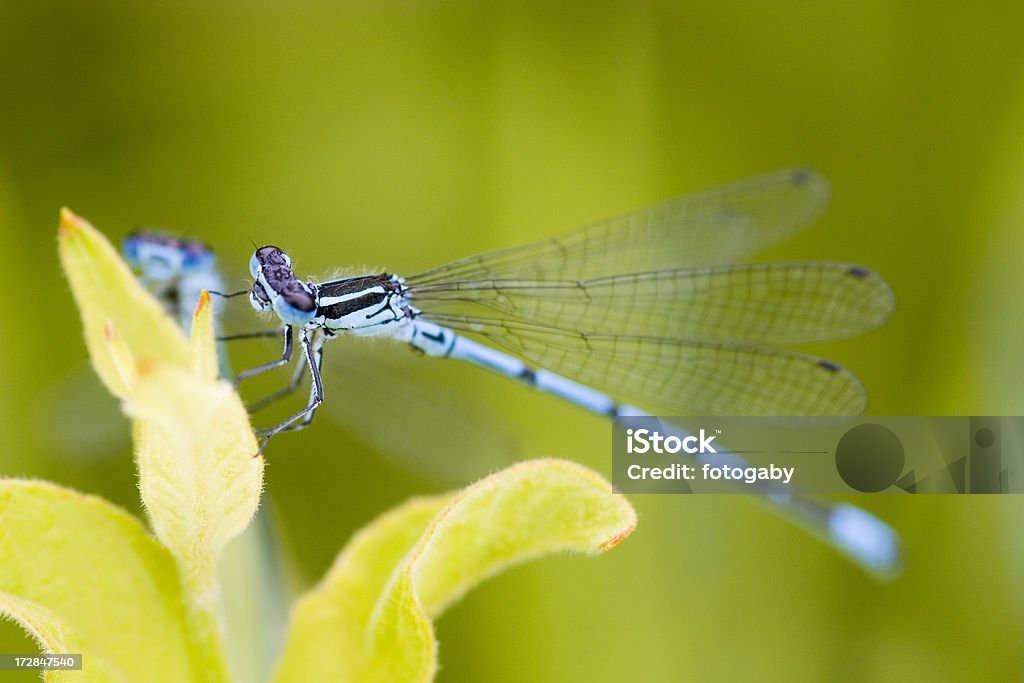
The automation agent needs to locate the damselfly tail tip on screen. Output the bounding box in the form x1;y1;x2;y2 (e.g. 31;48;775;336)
829;503;903;579
790;167;814;185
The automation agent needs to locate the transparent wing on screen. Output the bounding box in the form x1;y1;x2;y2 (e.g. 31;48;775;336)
410;262;894;346
313;338;518;484
423;316;870;417
406;169;887;417
409;168;830;284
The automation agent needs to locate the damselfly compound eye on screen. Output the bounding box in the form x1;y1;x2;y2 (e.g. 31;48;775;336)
256;245;290;268
281;282;316;312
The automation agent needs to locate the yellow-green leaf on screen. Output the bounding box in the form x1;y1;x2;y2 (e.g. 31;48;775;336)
272;459;637;683
59;210;262;682
0;480;197;683
127;361;263;599
57;208;190;399
125;301;261;682
59;208;262;597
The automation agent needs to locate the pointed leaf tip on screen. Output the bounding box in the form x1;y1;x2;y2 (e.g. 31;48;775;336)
190;290;219;380
58;210;191;398
600;527;634;551
197;289;212;311
57;207;85;236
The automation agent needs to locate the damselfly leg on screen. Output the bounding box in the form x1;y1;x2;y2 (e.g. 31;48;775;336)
253;329;325;454
246;342;310;412
233;325;294;388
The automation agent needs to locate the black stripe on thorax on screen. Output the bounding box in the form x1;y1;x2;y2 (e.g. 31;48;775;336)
316;274;396;320
319;292;388;319
317;274;392;297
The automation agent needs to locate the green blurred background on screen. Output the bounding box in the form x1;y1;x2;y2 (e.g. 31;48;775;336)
2;1;1023;681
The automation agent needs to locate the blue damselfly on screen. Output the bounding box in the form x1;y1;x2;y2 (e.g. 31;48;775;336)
228;168;901;575
123;231;224;333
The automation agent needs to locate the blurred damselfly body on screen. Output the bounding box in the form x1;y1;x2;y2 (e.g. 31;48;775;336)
231;168;901;576
123;231;224;333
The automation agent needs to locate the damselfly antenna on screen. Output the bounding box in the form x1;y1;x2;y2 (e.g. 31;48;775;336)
208;288;250;298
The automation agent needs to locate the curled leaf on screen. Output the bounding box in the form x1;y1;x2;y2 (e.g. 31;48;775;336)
0;480;198;683
273;459;637;683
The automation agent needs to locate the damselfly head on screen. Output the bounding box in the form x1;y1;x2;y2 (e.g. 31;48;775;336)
249;245;317;325
124;230;215;280
179;239;215;272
